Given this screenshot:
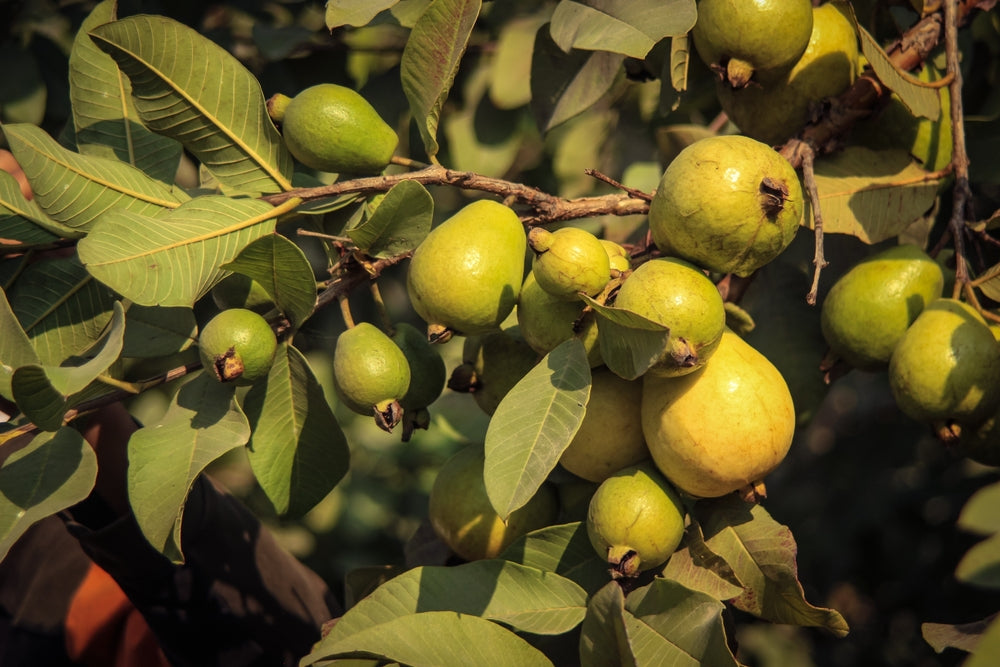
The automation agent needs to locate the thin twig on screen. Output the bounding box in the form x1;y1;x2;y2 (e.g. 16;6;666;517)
797;142;827;305
944;0;972;297
584;169;654;202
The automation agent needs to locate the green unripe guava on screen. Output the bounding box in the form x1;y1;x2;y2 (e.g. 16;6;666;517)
528;226;611;300
515;271;602;367
333;322;411;430
448;326;539;416
199;308;278;385
391;322;447;411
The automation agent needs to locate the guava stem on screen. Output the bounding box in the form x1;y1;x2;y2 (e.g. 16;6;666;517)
725;58;756;89
339;295;355;329
369;281;394;333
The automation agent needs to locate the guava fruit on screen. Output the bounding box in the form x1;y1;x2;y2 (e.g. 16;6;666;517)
586;462;686;578
407;200;527;339
448;326;539;416
601;239;631;273
821;244;944;370
559;368;649;482
391;321;446;410
515;271;602;367
611;257;726;376
717;3;859;145
692;0;814;89
333;322;411;431
199;308;277;385
642;329;796;498
528;226;611;300
648;135;804;277
428;445;559;561
270;83;398;175
888;299;1000;425
211;273;275;315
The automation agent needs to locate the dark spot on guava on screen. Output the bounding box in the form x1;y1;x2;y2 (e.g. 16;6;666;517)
759;177;789;219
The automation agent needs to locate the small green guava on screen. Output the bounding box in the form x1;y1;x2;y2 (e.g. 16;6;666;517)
611;257;726;376
528;226;611;300
515;271;602;367
648;135;804;277
586;462;686;578
391;322;447;411
448;326;539;416
821;244;944;371
199;308;277;385
429;445;559;561
333;322;411;431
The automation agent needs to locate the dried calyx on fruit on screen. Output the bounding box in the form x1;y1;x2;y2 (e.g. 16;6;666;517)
333;322;411;432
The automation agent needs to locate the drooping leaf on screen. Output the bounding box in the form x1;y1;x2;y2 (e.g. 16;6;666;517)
549;0;695;59
401;0;482;160
127;373;250;558
856;25;940;120
0;428;97;562
807;146;944;244
221;234;317;331
661;520;746;602
78;196;300;307
347;180;433;258
120;304;197;358
956;533;1000;590
0;288;40;401
580;296;670;381
243;344;350;518
0;171;72;245
11;301;126;431
501;522;610;596
89;15;294;194
327;0;400;29
2;123;187;232
660;34;691;113
922;614;997;655
530;26;624;132
69;0;182;184
484;339;590;520
579;581;635;667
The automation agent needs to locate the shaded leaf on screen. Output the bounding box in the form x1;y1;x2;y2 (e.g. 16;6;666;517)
0;428;97;562
857;25;940;120
401;0;482;160
958;479;1000;535
120;304;197;358
484;339;590;520
3;123;187;232
500;521;610;596
69;0;182;183
90;15;293;194
490;16;548;110
580;296;670;381
922;614;996;654
956;533;1000;590
221;234;316;331
965;615;1000;667
579;581;635;667
303;611;553;666
347;180;433;258
243;344;350;518
0;288;40;401
327;0;400;29
549;0;695;59
127;373;250;558
78;196;299;307
661;519;745;602
0;171;72;245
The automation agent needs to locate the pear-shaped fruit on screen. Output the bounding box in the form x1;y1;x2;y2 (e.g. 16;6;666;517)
559;368;649;482
888;299;1000;425
333;322;411;431
717;3;859;145
199;308;277;385
821;244;944;370
586;463;686;578
612;257;726;376
448;326;539;416
648;135;804;277
516;271;602;367
528;226;611;300
391;322;446;410
642;329;796;498
271;84;398;175
429;445;559;561
692;0;814;88
407;200;527;338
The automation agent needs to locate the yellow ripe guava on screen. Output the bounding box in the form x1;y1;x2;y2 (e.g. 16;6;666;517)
515;271;602;367
528;226;611;300
198;308;277;385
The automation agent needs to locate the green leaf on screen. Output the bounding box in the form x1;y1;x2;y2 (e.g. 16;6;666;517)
400;0;482;160
808;146;944;244
579;581;635;667
580;296;670;381
347;180;433;258
327;0;400;29
78;195;295;307
500;521;610;595
221;234;316;331
2;123;187;232
327;560;586;642
0;171;73;245
484;339;590;520
127;373;250;558
857;25;940;121
490;16;547;110
965;614;1000;667
11;302;125;431
120;304;197;358
89;15;293;194
443;93;525;179
0;428;97;562
303;610;553;666
922;614;997;654
661;520;746;602
530;27;624;132
0;288;40;401
958;480;1000;535
69;0;182;184
661;35;691;113
243;344;350;518
549;0;696;59
957;533;1000;590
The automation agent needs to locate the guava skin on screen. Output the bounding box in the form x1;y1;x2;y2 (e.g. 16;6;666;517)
515;271;602;367
600;239;631;273
648;135;804;277
528;226;611;300
717;3;859;145
611;257;726;376
391;322;446;410
586;462;686;577
641;329;796;498
449;326;539;416
278;83;398;175
888;299;1000;425
429;445;559;561
559;368;650;483
692;0;814;89
820;244;944;371
407;200;527;337
333;322;411;429
198;308;278;385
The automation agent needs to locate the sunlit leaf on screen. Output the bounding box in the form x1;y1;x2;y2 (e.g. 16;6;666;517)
347;180;433;258
327;0;400;29
549;0;695;59
501;522;610;595
661;520;746;602
484;339;590;520
580;296;670;381
958;480;1000;536
922;614;996;655
490;16;548;110
856;24;940;120
0;171;72;245
957;533;1000;590
964;614;1000;667
90;15;294;194
243;344;350;518
0;288;40;401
